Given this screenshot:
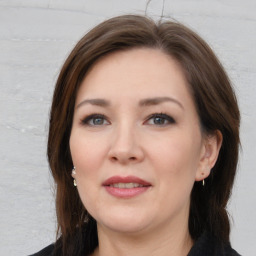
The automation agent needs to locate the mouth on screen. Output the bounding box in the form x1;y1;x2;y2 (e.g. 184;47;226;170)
109;182;145;188
102;176;152;198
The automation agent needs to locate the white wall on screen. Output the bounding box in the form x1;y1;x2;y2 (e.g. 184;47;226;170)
0;0;255;255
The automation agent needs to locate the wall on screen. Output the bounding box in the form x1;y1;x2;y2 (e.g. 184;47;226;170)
0;0;255;255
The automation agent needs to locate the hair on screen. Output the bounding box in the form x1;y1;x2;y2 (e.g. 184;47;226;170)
47;15;240;255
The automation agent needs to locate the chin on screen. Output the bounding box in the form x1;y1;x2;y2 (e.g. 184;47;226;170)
95;209;153;234
100;220;150;234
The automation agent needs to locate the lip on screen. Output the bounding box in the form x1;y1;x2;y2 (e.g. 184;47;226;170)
102;176;152;198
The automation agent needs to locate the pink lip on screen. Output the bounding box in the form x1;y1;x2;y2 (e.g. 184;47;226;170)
102;176;151;198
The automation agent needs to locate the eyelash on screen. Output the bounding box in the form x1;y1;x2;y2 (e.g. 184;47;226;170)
81;114;109;126
80;113;175;126
146;113;175;126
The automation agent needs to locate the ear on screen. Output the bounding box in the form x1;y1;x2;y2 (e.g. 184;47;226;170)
195;130;223;181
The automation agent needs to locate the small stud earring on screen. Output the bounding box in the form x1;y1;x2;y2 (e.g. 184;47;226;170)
72;166;76;175
201;172;205;186
72;167;77;187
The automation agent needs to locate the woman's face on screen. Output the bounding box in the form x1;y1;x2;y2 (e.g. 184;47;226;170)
70;48;212;235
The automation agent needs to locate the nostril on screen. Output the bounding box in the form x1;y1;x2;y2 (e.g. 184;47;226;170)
111;156;118;161
110;155;137;163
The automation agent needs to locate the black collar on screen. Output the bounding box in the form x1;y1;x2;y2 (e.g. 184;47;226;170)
187;231;241;256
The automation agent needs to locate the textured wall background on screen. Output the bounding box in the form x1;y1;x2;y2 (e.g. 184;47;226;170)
0;0;255;255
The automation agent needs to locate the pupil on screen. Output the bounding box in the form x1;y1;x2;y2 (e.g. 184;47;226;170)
94;118;103;125
154;117;164;124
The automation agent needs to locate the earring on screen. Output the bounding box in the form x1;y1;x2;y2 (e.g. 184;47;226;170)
202;168;211;186
72;166;76;175
201;172;205;186
72;167;77;187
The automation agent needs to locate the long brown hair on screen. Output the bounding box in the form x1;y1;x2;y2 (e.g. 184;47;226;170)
47;15;240;255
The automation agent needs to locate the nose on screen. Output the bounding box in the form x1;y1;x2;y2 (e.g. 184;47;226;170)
108;124;145;165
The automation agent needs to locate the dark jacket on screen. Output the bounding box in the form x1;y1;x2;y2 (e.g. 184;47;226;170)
30;231;241;256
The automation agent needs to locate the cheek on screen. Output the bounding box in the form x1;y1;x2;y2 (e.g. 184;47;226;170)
148;132;202;207
69;131;107;173
154;136;201;204
69;132;107;214
150;134;201;177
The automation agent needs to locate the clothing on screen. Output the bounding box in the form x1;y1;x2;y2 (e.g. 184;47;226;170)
187;231;241;256
29;231;241;256
29;244;54;256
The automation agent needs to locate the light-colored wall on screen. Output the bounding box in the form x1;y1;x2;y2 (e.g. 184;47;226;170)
0;1;255;255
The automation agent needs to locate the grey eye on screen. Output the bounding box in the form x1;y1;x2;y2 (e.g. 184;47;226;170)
81;114;109;126
92;117;105;125
146;113;175;126
153;116;167;125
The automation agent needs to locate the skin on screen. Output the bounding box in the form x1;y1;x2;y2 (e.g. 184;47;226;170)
70;48;222;256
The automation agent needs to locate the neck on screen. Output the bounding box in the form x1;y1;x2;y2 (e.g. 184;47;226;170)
92;219;193;256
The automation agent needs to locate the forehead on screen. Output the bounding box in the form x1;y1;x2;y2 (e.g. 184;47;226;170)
76;48;193;106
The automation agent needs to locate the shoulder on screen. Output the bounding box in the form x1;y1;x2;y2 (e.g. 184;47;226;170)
188;231;241;256
29;243;55;256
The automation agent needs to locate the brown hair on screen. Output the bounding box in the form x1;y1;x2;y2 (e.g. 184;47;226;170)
47;15;240;255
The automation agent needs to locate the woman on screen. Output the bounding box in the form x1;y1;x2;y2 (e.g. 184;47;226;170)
31;15;240;256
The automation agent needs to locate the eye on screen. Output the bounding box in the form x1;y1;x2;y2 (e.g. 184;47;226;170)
146;113;175;126
81;114;110;126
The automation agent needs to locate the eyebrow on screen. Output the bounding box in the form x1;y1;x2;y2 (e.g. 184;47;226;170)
76;98;110;109
139;97;184;109
76;97;184;110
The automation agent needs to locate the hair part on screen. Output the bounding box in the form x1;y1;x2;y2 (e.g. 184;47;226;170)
47;15;240;255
